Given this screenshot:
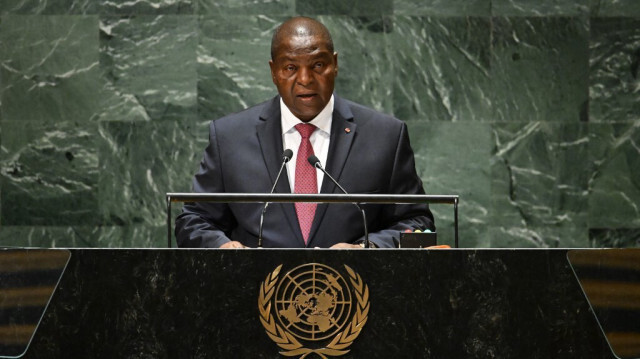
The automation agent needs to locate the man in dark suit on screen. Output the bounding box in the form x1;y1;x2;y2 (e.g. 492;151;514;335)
175;16;434;248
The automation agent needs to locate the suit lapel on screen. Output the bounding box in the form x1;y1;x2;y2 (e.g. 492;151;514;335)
307;96;356;246
256;96;305;246
321;98;356;194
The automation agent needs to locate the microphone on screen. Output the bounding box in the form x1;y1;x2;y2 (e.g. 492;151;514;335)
307;155;371;248
258;149;293;248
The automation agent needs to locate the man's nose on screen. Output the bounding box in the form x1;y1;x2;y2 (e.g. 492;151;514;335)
296;67;312;86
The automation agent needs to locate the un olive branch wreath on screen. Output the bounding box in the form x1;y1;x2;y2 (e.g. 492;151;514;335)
258;264;370;358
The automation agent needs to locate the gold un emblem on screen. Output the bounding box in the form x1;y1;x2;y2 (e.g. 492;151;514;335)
258;263;370;358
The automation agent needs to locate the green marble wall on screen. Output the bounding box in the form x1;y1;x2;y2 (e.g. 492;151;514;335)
0;1;638;248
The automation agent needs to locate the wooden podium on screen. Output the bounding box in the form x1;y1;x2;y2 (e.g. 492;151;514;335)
11;249;617;358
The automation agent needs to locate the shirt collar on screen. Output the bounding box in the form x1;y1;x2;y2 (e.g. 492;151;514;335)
280;95;334;135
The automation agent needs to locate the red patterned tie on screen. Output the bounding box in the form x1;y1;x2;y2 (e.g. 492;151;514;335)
294;123;318;244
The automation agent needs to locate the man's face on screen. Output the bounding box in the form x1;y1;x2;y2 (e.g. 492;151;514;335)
269;34;338;122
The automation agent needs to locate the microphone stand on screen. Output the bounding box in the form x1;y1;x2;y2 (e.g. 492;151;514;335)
258;150;292;248
308;156;371;248
358;206;369;248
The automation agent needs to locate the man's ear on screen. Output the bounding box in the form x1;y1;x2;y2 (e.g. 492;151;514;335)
333;52;338;76
268;60;277;83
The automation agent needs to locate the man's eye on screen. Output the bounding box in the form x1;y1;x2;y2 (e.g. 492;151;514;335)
285;65;296;72
314;62;324;69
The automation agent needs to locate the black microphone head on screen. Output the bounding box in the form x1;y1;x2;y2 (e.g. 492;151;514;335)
307;154;321;168
282;149;293;162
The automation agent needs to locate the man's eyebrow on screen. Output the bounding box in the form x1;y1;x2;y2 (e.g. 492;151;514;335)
278;56;296;62
276;53;331;63
310;52;332;60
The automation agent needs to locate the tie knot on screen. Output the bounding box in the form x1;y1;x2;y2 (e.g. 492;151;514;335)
295;123;316;139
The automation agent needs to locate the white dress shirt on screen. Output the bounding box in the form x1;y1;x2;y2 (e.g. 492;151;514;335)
281;95;334;193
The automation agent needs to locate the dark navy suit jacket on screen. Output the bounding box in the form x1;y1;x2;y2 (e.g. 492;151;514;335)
175;95;435;248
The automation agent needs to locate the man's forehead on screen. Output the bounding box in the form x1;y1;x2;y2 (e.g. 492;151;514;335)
275;35;331;57
289;24;314;37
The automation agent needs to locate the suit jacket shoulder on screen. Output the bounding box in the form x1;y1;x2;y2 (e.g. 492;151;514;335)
212;96;280;132
334;96;405;130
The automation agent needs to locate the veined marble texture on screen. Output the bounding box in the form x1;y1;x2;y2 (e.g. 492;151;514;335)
591;0;640;16
0;0;96;14
390;16;492;122
491;16;589;122
0;121;99;226
0;0;195;15
0;225;167;247
1;16;100;227
589;17;640;122
589;122;640;228
98;120;206;228
0;8;639;248
409;122;492;248
325;16;394;113
296;0;393;16
100;0;194;15
490;122;590;247
198;0;294;15
197;15;282;120
590;228;640;247
492;0;589;16
99;15;198;122
0;15;100;124
394;0;490;16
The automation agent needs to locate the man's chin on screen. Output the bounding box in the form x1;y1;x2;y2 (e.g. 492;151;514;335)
296;114;318;123
292;107;322;122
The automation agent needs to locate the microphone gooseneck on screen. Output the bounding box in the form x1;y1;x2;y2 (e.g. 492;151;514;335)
258;149;293;248
307;155;371;248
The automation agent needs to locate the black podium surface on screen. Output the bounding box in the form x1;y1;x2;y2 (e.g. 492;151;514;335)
17;249;615;358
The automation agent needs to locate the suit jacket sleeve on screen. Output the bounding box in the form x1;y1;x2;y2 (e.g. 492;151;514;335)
359;122;435;248
175;120;236;248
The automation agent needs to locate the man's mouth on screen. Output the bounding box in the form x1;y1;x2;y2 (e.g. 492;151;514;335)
297;93;317;99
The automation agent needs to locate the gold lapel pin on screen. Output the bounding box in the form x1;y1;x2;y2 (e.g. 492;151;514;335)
345;128;351;133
